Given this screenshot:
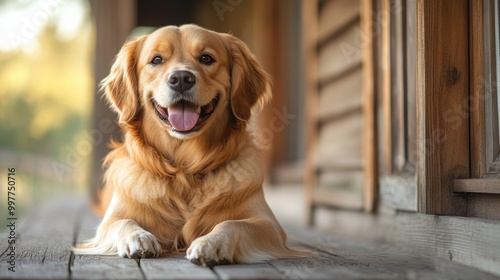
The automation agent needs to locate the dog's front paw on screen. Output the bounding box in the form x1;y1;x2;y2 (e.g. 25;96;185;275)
186;236;232;267
116;230;162;259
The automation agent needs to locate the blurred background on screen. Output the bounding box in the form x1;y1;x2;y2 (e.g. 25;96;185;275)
0;0;93;221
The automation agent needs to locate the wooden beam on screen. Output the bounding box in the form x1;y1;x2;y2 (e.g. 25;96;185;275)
360;0;379;213
416;0;468;215
454;179;500;194
406;0;417;172
89;0;137;204
381;0;392;175
302;0;319;225
469;0;486;178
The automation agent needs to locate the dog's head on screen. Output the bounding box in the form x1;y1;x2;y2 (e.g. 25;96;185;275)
102;24;271;140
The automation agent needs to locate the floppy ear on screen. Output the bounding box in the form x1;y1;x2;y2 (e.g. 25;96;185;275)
226;35;272;121
101;36;145;124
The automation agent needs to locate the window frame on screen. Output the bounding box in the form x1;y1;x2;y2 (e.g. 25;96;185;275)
378;0;418;212
417;0;500;219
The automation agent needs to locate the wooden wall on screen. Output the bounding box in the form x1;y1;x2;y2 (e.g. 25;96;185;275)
317;0;364;204
305;0;366;221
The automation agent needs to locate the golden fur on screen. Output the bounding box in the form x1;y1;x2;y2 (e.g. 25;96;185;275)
73;24;303;265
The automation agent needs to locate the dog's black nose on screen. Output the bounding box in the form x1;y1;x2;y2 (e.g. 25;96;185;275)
168;70;196;93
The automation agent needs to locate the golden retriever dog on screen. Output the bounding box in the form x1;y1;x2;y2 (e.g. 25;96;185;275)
73;24;302;266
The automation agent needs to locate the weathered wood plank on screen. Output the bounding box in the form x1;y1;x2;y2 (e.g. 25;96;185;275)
282;232;458;279
291;207;500;277
285;224;500;280
71;206;144;280
269;250;364;280
318;66;363;122
213;263;283;280
390;215;500;277
140;253;217;280
269;250;439;280
318;170;363;190
313;186;363;211
318;23;362;83
317;113;363;170
0;261;69;280
315;170;364;210
72;256;144;280
0;198;83;279
282;230;440;279
318;0;360;44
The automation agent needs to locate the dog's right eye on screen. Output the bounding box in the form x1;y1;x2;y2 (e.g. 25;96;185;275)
199;54;215;65
150;56;163;65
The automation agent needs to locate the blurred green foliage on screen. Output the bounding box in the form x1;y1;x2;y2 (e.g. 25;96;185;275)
0;0;94;220
0;15;93;160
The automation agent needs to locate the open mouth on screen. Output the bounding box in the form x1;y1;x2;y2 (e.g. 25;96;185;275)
152;96;219;134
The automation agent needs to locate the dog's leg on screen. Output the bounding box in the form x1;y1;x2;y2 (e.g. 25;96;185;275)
186;217;294;266
108;218;162;258
74;217;162;258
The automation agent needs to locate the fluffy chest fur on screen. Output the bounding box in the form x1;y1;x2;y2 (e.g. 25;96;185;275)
103;139;264;250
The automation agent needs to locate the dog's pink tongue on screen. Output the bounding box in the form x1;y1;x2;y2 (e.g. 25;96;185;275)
167;102;199;131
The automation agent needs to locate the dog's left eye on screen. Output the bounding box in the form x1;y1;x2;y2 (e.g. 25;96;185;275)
199;54;215;65
150;56;163;65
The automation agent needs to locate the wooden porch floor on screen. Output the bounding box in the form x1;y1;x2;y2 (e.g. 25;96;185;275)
0;193;498;280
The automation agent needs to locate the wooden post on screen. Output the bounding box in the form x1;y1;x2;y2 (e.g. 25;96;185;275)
381;0;392;175
89;0;136;203
360;0;379;213
416;0;468;215
302;0;319;225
